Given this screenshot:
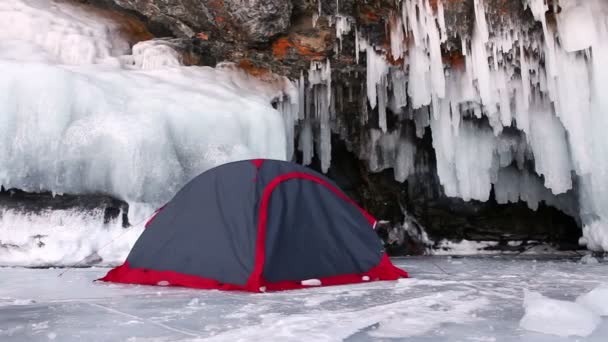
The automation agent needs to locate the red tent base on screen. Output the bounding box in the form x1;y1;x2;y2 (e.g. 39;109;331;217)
99;254;408;293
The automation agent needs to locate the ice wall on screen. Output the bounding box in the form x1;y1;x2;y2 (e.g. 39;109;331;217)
0;0;294;265
293;0;607;250
0;0;290;207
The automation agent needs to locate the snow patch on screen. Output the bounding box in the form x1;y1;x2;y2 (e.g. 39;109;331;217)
433;240;500;255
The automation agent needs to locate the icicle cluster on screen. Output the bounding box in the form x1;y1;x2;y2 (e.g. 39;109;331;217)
280;0;608;250
357;0;608;251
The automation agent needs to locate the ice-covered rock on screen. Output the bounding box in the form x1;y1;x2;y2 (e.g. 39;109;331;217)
0;207;144;266
579;254;600;265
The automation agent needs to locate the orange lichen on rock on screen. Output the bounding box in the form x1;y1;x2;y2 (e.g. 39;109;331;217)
272;37;292;59
208;0;225;10
442;52;465;70
272;35;327;60
386;52;405;66
237;60;272;78
360;8;381;24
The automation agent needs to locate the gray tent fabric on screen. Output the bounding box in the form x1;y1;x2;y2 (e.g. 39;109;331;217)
262;179;383;282
102;159;401;290
127;161;259;286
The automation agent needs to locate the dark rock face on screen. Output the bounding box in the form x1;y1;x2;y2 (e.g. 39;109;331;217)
0;187;130;227
101;0;293;43
68;0;582;254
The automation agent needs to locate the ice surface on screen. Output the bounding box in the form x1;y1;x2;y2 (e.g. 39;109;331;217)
520;290;601;337
1;257;607;341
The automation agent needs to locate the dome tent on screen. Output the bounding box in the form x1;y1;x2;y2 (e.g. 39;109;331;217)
101;159;407;292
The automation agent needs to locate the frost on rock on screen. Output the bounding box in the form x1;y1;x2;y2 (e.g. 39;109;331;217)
519;290;601;337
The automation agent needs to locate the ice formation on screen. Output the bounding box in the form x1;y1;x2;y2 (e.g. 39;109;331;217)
347;0;608;251
2;0;608;258
0;0;291;207
0;0;293;264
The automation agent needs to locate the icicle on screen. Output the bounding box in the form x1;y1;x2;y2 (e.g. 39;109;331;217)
389;14;405;60
298;71;306;120
355;27;360;64
408;46;431;108
389;68;408;113
368;129;416;182
377;78;388;132
335;15;352;53
299;120;314;165
365;46;390;110
312;0;322;28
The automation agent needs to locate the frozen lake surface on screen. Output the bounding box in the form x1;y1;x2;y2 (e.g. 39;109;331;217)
1;256;607;341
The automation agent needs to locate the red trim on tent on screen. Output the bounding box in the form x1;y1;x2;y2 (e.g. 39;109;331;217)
99;262;247;291
250;159;265;169
98;255;406;292
250;159;265;182
245;171;394;292
144;205;166;228
264;254;408;291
